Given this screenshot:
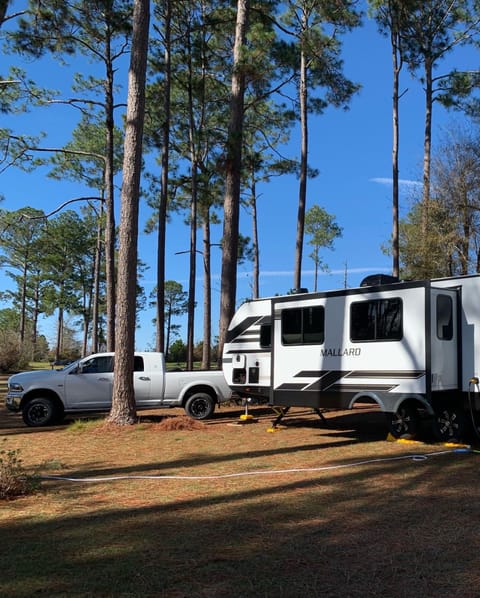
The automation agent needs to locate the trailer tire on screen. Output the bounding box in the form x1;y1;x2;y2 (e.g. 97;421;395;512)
22;397;62;427
432;404;466;442
184;392;215;420
386;405;419;439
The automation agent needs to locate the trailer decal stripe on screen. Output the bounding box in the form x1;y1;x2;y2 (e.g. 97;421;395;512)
329;384;397;392
225;316;264;343
276;383;309;391
305;371;347;391
293;370;425;381
280;369;427;393
345;370;425;379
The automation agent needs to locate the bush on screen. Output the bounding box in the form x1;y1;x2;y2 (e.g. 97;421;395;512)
168;339;187;362
0;441;33;500
0;330;27;372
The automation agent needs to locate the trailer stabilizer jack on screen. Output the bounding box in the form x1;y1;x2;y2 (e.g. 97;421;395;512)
269;406;329;429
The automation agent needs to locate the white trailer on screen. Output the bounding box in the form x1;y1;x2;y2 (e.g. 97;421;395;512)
222;274;480;441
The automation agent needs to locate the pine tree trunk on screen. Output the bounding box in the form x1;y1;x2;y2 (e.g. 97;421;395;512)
421;55;433;278
156;0;171;355
202;218;212;369
294;31;308;291
218;0;249;355
108;0;149;425
391;29;401;279
104;23;117;352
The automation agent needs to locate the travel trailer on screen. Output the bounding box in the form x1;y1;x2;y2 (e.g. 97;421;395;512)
222;274;480;441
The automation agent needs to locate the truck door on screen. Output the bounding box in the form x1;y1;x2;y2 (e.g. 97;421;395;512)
132;355;152;405
430;289;458;390
65;354;114;409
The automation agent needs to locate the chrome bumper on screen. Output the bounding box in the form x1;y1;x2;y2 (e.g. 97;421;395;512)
5;394;21;411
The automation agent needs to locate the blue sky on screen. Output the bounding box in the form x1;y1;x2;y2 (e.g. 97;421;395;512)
0;5;477;351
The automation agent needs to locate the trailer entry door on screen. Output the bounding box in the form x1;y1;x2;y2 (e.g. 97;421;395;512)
430;289;458;390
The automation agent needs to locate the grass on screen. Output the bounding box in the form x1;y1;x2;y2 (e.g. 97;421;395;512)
1;373;480;596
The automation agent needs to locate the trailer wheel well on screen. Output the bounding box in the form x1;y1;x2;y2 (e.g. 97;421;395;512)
350;395;426;414
350;395;380;408
396;397;425;412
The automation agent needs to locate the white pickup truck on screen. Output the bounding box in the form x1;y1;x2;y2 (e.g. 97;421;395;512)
5;352;233;427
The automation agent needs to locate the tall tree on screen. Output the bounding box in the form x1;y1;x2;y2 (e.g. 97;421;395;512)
218;0;249;355
147;0;230;367
370;0;412;278
277;0;360;290
152;0;172;357
109;0;149;425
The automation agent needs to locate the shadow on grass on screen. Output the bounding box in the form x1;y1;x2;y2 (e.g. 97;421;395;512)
1;449;479;597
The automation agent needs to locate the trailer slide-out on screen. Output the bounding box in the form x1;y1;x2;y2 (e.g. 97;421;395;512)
222;274;480;441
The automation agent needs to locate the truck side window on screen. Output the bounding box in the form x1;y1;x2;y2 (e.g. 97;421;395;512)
134;356;144;371
351;298;402;341
437;294;453;340
282;306;324;345
82;356;114;374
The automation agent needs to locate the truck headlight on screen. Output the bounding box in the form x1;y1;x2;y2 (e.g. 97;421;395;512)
8;382;23;392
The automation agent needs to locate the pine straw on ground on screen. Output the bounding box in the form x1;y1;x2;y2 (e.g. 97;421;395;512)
1;400;480;597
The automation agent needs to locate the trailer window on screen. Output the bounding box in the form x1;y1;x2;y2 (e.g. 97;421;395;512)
350;298;402;341
260;324;271;348
281;306;324;345
437;294;453;340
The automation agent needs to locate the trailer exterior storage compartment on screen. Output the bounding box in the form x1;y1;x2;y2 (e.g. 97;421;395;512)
223;275;480;441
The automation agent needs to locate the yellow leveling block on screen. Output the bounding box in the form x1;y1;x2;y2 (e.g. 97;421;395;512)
387;433;470;449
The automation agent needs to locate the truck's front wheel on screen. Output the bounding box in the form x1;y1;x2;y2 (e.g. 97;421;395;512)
184;393;215;420
22;397;62;427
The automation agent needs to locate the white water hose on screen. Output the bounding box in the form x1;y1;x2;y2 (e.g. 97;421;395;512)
38;447;473;484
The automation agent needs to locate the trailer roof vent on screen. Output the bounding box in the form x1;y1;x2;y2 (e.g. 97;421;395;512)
290;287;309;294
360;274;399;287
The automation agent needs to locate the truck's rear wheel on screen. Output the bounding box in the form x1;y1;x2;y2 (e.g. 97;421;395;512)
184;393;215;420
386;405;419;438
432;404;466;442
22;397;61;427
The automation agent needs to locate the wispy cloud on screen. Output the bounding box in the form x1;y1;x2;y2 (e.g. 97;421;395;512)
142;266;391;286
370;177;422;188
237;266;391;280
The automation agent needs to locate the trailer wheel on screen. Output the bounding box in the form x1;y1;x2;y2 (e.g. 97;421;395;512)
432;404;466;442
386;405;419;438
184;392;215;420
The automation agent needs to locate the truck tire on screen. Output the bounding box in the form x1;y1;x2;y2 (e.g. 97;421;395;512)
22;397;62;427
184;392;215;420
